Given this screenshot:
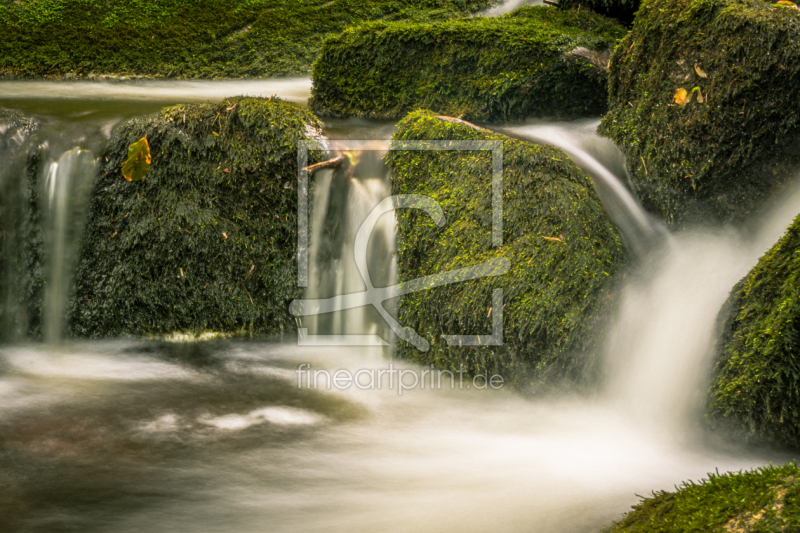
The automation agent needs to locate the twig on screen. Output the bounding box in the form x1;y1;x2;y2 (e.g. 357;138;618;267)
303;155;346;173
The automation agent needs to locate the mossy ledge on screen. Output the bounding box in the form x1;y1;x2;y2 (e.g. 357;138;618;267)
68;97;324;339
387;111;627;391
708;213;800;447
310;6;626;122
0;0;495;79
599;0;800;227
606;464;800;532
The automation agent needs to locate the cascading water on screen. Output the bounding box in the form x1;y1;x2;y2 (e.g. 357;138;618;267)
303;147;397;344
501;120;666;257
41;148;97;343
0;83;796;532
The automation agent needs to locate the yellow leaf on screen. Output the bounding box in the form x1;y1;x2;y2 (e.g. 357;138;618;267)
674;88;691;106
121;137;151;182
694;64;708;78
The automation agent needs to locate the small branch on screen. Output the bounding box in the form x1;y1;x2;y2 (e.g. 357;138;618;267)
543;0;559;5
304;155;345;173
433;115;488;131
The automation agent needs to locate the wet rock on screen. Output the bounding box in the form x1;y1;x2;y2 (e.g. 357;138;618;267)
0;109;44;340
310;6;626;122
388;110;627;391
709;213;800;447
599;0;800;227
68;97;325;338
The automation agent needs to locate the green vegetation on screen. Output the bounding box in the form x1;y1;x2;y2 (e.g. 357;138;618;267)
0;0;496;79
0;109;44;340
68;96;323;338
558;0;640;25
387;110;627;390
708;213;800;446
599;0;800;227
607;464;800;532
310;6;626;122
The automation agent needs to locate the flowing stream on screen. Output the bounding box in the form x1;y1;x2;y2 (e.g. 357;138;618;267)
0;80;797;532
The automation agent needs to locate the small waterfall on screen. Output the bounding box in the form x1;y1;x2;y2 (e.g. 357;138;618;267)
0;113;98;342
41;148;97;343
302;149;397;343
501;120;665;257
501;119;800;434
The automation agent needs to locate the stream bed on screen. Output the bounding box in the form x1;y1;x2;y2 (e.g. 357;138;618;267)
0;79;796;532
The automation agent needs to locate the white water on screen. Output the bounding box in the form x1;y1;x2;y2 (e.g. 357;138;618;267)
501;120;665;257
0;78;312;105
0;82;798;531
42;148;97;343
482;0;544;16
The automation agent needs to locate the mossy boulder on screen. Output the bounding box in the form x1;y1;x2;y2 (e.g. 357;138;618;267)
0;0;495;79
387;111;627;390
0;109;44;340
708;213;800;447
606;464;800;532
599;0;800;227
310;6;626;122
68;97;324;338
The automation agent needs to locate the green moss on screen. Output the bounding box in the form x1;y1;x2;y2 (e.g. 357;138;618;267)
557;0;640;26
68;96;324;338
387;110;627;390
599;0;800;227
0;0;496;79
708;213;800;446
310;6;626;122
606;464;800;532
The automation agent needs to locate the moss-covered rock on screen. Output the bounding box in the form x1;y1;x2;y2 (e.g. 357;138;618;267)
599;0;800;227
387;111;627;390
606;464;800;532
558;0;641;26
0;0;496;79
708;213;800;446
310;6;626;122
68;97;324;338
0;109;45;341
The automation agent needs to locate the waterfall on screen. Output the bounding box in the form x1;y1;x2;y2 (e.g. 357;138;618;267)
500;120;666;257
302;148;397;344
0;114;98;342
41;148;97;343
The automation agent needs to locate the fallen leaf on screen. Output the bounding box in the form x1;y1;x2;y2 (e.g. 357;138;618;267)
121;137;151;182
180;268;184;277
222;232;228;239
543;235;563;242
246;264;255;277
694;64;708;78
674;88;690;106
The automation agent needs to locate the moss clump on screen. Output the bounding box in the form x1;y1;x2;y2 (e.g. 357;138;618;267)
599;0;800;227
606;464;800;532
387;111;626;390
68;97;324;338
558;0;640;26
310;6;626;122
708;213;800;446
0;109;44;340
0;0;496;79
